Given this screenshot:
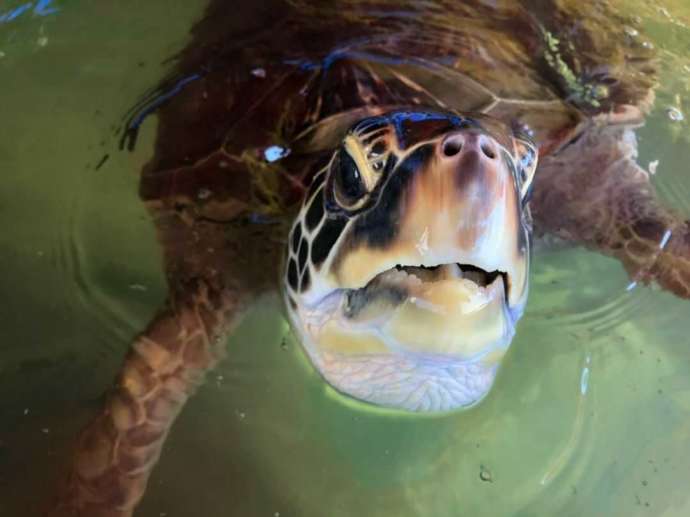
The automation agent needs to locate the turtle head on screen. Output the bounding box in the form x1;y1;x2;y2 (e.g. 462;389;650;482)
284;109;537;412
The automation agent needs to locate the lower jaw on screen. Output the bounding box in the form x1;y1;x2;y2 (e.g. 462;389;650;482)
291;272;522;412
304;345;503;412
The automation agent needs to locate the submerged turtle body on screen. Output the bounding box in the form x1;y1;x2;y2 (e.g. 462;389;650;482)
52;1;690;515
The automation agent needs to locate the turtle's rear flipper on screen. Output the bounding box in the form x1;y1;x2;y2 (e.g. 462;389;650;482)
531;113;690;299
49;284;235;517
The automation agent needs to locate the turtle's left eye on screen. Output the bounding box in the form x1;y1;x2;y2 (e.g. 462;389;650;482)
334;149;367;207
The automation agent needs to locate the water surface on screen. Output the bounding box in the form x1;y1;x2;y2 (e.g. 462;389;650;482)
1;1;690;516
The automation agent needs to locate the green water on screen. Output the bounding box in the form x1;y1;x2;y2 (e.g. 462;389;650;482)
1;1;690;516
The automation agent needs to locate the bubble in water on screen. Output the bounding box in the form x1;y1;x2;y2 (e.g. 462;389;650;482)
251;67;267;78
479;464;493;482
666;107;684;121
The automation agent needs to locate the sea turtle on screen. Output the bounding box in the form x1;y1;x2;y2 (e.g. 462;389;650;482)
52;0;690;515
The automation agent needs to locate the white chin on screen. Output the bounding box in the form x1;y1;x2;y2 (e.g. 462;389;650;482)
309;348;501;412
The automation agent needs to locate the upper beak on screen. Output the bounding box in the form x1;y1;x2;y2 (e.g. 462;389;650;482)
334;129;529;308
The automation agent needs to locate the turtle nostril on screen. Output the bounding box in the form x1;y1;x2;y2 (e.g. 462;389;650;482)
481;142;496;159
442;140;462;157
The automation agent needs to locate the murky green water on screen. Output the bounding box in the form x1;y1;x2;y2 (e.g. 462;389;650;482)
1;1;690;516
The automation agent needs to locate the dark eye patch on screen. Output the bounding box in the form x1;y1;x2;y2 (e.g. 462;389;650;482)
350;144;431;248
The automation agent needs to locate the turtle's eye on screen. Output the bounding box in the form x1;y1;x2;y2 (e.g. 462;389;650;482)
334;149;367;207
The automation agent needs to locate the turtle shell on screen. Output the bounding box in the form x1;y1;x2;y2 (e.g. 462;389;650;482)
125;0;657;225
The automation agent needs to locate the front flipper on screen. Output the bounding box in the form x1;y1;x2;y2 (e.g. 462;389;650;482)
531;111;690;299
49;283;243;517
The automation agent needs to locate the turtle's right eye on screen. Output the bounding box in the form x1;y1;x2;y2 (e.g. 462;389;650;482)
334;149;367;207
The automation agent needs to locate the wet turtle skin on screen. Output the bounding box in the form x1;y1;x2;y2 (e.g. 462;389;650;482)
49;1;690;515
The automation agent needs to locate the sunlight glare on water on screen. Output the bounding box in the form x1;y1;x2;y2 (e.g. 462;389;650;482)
1;1;690;516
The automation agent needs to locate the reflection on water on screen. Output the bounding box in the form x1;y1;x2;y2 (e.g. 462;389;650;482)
1;1;690;516
0;0;59;24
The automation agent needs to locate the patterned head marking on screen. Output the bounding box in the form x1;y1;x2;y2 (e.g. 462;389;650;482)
284;109;537;413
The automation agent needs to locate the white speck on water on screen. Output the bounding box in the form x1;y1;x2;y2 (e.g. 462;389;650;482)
236;410;246;420
626;281;638;292
264;145;290;163
0;50;5;59
36;23;50;47
624;26;639;37
251;67;267;78
274;513;280;517
666;107;684;121
23;408;29;415
641;40;654;50
129;284;147;292
219;160;229;168
42;428;50;434
648;159;659;175
659;229;672;250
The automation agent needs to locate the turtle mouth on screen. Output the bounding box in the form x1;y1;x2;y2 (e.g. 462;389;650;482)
343;262;509;323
